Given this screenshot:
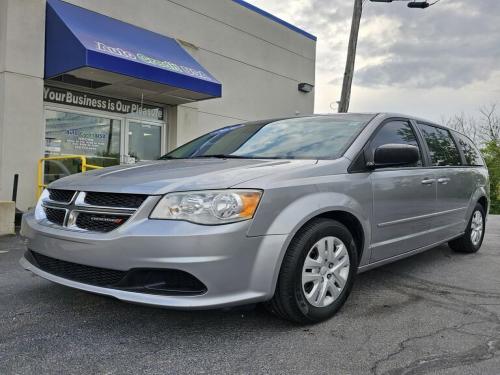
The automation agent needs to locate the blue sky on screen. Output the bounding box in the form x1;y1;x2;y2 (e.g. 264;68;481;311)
246;0;500;122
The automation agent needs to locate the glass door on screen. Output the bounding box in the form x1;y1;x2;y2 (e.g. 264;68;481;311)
43;108;166;185
44;109;122;184
126;120;164;162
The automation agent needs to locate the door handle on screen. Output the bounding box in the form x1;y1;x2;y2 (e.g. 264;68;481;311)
438;177;451;184
421;178;436;185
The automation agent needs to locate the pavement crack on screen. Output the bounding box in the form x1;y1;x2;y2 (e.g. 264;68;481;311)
375;270;500;325
383;338;500;375
380;270;500;300
370;321;497;375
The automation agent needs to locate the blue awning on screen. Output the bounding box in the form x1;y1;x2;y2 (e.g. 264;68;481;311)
45;0;222;103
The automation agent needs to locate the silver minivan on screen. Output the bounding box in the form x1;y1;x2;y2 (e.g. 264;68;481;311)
21;113;489;323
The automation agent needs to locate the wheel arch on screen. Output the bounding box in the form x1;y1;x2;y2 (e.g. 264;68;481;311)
311;211;365;263
468;186;489;219
249;191;371;298
478;196;488;214
268;208;369;293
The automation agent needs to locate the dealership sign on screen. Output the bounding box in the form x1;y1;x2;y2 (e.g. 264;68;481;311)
44;86;164;121
95;41;214;82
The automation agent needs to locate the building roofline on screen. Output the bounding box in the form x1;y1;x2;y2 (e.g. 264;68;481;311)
232;0;317;42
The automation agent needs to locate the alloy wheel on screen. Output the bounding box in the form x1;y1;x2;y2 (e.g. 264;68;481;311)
470;210;484;247
301;236;350;307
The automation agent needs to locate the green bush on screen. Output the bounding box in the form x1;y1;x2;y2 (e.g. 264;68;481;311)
482;141;500;214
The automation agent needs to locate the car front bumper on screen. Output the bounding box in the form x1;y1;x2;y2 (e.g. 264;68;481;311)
20;212;288;309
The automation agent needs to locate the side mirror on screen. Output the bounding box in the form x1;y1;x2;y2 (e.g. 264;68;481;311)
369;144;419;169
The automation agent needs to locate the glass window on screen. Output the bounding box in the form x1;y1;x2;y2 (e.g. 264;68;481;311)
418;123;462;166
128;122;162;161
162;115;374;160
455;133;484;166
370;120;422;167
44;109;121;184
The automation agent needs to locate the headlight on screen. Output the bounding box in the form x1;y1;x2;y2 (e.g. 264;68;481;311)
35;189;49;220
150;190;262;224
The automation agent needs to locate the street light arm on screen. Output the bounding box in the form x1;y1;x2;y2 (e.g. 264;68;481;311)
370;0;441;5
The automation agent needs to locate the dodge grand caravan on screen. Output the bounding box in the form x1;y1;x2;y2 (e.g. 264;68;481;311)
21;113;489;323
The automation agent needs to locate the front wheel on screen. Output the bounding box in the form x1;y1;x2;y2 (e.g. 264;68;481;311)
266;218;358;324
448;203;486;253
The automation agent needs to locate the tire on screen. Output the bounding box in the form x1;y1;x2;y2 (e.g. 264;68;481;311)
266;218;358;324
448;203;486;253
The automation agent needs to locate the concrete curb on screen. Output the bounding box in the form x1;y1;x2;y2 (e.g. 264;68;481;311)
0;201;15;235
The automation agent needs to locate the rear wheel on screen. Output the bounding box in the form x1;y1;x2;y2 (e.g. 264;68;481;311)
448;203;486;253
266;218;358;324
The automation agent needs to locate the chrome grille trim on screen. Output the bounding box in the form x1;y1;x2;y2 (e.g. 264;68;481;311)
39;191;147;232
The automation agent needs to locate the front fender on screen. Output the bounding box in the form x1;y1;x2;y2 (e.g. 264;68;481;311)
248;186;372;267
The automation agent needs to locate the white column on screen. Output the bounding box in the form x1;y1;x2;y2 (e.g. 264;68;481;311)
0;0;45;211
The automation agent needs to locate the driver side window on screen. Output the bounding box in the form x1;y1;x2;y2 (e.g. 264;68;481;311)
370;120;422;167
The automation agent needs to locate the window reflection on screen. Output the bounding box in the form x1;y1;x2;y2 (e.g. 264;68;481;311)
456;134;484;166
370;121;422;167
418;124;462;166
164;115;373;160
128;122;162;161
44;110;121;184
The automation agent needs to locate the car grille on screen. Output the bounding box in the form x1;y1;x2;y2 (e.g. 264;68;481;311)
75;212;130;233
48;189;75;203
41;191;147;233
84;192;147;209
44;207;66;226
29;250;126;286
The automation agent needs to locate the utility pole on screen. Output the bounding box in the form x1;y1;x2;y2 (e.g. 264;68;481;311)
337;0;435;113
338;0;363;113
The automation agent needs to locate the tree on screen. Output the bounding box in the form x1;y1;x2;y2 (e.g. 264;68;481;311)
441;113;478;144
482;140;500;214
444;104;500;145
478;104;500;144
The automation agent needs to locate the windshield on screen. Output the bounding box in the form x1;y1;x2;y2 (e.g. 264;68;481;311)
161;115;373;160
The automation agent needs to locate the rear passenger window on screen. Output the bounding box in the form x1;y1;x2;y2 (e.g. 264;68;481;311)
417;123;462;166
370;120;422;167
456;134;484;166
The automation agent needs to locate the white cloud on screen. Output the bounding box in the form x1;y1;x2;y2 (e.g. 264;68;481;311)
244;0;500;121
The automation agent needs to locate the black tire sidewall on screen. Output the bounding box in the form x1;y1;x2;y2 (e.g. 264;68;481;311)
290;220;358;322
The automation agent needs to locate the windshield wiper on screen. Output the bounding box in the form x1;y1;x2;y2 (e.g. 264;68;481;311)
159;155;183;160
191;154;250;159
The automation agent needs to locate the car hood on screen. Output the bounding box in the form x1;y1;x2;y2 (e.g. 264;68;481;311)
48;158;317;195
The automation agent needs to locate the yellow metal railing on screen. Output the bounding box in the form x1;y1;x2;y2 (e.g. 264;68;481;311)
37;155;102;198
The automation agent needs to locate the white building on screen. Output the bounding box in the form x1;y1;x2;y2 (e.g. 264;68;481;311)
0;0;316;214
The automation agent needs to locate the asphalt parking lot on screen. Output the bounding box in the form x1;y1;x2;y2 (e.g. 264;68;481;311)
0;216;499;375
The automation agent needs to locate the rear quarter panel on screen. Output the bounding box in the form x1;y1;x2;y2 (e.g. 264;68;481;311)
467;167;490;219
